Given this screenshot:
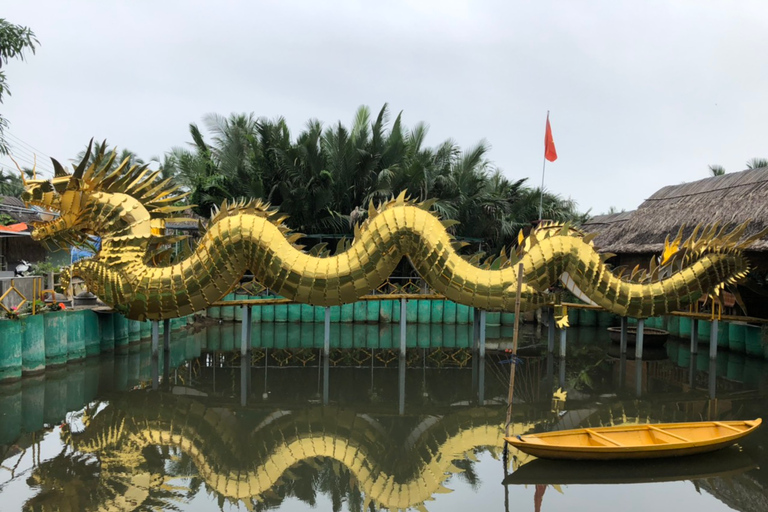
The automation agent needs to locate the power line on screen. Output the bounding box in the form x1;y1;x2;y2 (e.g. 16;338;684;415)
5;132;53;161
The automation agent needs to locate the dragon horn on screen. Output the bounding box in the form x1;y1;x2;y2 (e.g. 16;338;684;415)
72;138;94;179
8;155;28;184
52;157;69;177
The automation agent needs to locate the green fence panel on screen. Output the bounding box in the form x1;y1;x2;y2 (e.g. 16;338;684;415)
391;300;401;323
406;300;419;323
287;323;303;348
114;314;129;345
431;300;444;324
0;320;22;382
353;302;367;322
726;352;745;383
22;376;45;433
128;319;141;342
329;305;341;323
235;294;248;321
486;311;501;326
567;308;579;327
678;317;692;338
341;304;354;322
367;301;379;322
500;312;515;326
579;309;597;327
745;325;762;357
284;304;299;322
207;304;221;319
442;324;456;348
313;305;325;323
379;300;393;323
275;304;288;322
697;320;711;341
431;323;444;347
379;324;394;349
261;302;275;322
45;311;68;366
0;385;21;443
66;310;86;361
300;304;314;323
365;324;379;348
21;315;45;374
666;316;679;337
443;301;457;324
456;304;470;324
221;293;235;322
418;299;433;323
206;324;221;351
728;323;746;353
597;311;616;327
220;322;235;351
99;313;114;352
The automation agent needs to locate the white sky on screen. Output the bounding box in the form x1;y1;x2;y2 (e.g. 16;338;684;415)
3;0;768;216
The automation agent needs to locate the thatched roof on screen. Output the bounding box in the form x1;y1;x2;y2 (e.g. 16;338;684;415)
585;168;768;253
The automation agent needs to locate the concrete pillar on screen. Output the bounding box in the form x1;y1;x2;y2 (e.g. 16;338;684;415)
324;307;331;356
400;299;407;356
635;319;645;360
151;321;159;357
620;317;628;354
241;305;251;355
559;328;566;358
709;319;718;360
478;310;486;358
691;318;699;354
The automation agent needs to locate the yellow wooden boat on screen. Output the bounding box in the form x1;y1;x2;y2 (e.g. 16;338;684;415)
505;419;761;460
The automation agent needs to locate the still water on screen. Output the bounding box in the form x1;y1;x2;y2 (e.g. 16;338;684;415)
1;323;767;511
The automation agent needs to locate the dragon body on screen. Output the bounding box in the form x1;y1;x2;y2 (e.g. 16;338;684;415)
22;144;761;321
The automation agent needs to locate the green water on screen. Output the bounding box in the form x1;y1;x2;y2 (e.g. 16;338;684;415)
1;325;767;512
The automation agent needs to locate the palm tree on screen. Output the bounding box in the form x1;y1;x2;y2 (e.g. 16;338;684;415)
746;158;768;169
708;164;726;176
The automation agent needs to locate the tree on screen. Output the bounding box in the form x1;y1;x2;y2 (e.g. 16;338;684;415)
0;19;39;154
708;164;726;176
746;158;768;170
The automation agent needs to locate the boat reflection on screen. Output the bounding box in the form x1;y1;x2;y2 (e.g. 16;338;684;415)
504;448;757;486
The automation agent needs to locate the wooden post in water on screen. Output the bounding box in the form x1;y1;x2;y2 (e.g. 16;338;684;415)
635;318;645;360
505;263;524;434
559;328;567;358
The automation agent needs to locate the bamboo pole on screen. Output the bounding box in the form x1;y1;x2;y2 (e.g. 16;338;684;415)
505;263;524;433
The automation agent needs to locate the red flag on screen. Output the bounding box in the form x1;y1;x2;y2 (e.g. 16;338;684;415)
544;114;557;162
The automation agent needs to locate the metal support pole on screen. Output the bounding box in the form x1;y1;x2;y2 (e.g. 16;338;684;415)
691;319;699;354
559;327;566;358
479;310;486;358
322;354;329;406
558;357;566;388
324;307;331;357
162;319;171;352
151;320;159;357
240;353;248;407
400;299;407;356
547;308;555;353
473;308;480;350
477;355;485;406
241;305;251;355
635;319;645;360
709;319;718;360
620;317;628;354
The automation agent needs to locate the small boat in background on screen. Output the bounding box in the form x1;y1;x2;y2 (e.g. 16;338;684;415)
608;326;669;347
505;419;761;460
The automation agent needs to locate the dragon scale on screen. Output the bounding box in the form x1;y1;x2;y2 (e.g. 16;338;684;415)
21;144;758;321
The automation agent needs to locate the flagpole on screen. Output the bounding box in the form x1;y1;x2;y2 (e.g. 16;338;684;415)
538;111;549;221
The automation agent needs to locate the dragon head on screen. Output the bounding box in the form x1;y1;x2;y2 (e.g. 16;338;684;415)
22;140;191;251
21;147;93;248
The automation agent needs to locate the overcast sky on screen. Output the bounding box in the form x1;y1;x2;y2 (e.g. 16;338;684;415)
3;0;768;215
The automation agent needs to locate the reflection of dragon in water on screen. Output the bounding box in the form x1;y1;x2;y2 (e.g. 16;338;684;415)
21;142;764;321
29;393;524;511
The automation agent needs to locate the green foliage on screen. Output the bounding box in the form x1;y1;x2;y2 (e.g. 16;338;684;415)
165;104;588;253
0;19;39;154
30;259;61;275
0;211;14;225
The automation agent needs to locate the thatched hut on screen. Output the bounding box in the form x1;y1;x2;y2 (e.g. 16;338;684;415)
583;168;768;316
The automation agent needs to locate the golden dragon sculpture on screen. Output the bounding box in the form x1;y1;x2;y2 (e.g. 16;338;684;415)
21;142;764;321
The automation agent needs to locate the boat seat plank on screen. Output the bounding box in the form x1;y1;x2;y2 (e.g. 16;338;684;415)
713;422;743;433
585;429;624;446
648;425;691;443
